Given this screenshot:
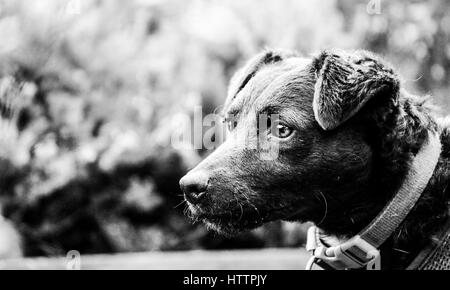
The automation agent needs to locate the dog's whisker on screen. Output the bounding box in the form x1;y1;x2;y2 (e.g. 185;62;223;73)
235;197;244;222
322;190;345;207
316;190;328;226
393;247;410;254
174;200;187;209
252;204;262;222
349;205;372;213
242;188;263;222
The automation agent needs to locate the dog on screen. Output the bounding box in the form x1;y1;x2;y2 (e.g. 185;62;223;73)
179;49;450;270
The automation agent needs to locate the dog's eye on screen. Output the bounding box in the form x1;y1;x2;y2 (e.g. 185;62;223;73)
272;123;293;139
258;115;293;139
228;120;237;131
224;117;238;131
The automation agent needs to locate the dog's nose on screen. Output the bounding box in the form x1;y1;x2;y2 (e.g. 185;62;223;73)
179;172;209;204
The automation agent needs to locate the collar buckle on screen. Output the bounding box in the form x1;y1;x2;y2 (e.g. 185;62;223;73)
306;227;381;270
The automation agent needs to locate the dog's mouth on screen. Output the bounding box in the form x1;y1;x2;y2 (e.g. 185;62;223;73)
186;202;307;235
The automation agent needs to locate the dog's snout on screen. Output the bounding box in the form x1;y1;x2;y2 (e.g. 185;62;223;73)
180;172;209;204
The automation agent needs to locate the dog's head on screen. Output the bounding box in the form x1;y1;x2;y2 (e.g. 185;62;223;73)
180;49;401;235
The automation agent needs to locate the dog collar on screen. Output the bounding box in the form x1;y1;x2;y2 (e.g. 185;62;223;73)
305;130;442;270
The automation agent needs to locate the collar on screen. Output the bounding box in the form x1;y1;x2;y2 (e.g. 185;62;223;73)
305;131;442;270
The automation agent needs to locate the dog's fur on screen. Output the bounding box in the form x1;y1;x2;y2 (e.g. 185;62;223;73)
180;49;450;269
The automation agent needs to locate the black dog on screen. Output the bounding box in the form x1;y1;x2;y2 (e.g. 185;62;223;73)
180;49;450;269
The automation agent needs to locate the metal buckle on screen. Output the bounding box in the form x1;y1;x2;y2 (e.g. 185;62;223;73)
332;235;381;270
306;227;381;270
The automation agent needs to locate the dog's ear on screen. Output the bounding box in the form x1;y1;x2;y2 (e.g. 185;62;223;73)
227;49;298;101
312;50;400;130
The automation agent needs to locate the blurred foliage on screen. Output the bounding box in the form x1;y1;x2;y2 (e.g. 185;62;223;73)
0;0;448;257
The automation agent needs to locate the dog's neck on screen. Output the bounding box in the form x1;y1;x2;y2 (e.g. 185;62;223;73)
315;131;444;269
316;94;450;269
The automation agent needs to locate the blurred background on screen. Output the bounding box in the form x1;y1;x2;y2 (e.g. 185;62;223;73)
0;0;449;259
